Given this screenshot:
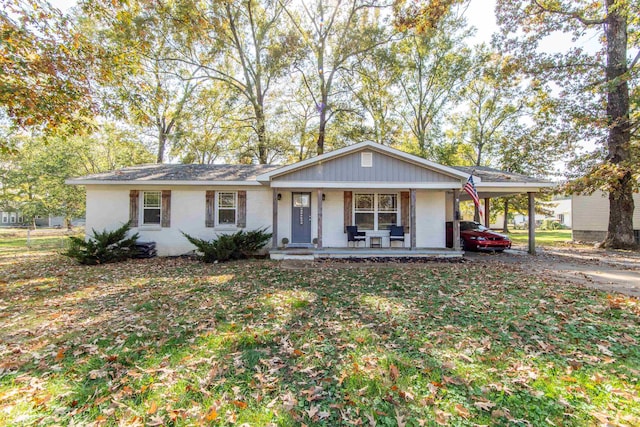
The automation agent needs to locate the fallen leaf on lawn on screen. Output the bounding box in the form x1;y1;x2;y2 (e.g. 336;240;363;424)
147;415;164;426
597;344;613;356
55;349;65;361
395;408;406;427
434;409;450;425
306;405;320;418
389;364;399;381
204;407;218;421
281;391;297;411
232;400;247;409
147;401;158;415
318;410;330;420
474;400;496;411
455;403;470;418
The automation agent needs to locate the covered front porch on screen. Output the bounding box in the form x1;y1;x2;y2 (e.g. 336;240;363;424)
254;142;553;259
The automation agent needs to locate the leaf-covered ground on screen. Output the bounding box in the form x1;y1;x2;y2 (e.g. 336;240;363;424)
0;250;638;426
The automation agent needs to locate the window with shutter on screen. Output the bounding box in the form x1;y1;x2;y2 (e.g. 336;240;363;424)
344;191;352;232
205;190;215;227
129;190;139;227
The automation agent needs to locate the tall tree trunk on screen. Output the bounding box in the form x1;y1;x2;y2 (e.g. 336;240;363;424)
603;0;635;248
317;93;328;155
157;127;167;164
255;104;268;164
502;198;509;233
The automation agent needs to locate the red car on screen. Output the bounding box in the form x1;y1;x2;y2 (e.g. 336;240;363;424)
460;221;511;252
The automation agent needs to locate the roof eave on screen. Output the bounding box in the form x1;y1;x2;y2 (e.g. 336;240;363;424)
65;179;262;186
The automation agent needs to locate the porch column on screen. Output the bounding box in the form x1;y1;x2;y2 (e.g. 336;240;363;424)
410;189;416;249
317;189;323;249
528;192;536;255
272;188;278;249
484;198;490;228
453;189;461;251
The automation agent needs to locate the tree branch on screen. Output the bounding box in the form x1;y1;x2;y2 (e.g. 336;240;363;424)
532;0;606;26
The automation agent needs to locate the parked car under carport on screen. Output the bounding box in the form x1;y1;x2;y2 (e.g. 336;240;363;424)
447;221;512;252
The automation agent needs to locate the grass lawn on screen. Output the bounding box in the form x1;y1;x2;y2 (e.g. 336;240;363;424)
0;228;83;254
0;251;638;426
508;229;575;247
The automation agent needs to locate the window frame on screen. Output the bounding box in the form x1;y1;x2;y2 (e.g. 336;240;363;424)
141;191;162;226
216;191;238;227
353;193;399;231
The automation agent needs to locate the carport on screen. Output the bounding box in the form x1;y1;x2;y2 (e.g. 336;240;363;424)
447;166;555;255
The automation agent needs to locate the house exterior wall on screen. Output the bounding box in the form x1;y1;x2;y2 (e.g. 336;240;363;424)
273;150;458;184
572;191;640;241
416;191;446;248
270;189;447;248
85;185;273;256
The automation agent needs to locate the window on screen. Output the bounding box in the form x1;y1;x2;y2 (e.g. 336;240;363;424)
354;193;398;230
142;191;162;225
558;214;565;224
217;192;237;225
2;213;7;223
10;213;16;223
377;194;398;230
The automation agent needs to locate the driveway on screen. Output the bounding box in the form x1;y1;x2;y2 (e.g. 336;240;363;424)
465;246;640;298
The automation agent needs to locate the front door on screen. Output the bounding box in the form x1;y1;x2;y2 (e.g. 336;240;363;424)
291;192;312;244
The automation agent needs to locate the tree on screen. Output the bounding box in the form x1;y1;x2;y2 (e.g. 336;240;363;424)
163;0;303;164
452;49;525;168
171;83;250;164
495;0;639;248
344;43;403;145
80;0;202;163
394;19;472;160
0;0;97;149
284;0;394;154
0;126;154;226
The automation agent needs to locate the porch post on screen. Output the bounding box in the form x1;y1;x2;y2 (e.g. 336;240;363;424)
528;192;536;255
484;198;490;228
317;189;323;249
453;189;461;251
410;189;416;249
272;188;278;249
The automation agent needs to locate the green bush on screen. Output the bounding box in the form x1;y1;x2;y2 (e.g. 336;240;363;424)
63;222;139;265
183;228;272;263
540;219;564;230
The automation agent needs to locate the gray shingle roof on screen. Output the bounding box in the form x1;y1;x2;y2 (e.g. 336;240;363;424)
70;164;281;182
452;166;550;184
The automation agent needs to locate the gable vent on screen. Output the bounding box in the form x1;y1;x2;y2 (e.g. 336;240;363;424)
361;152;373;167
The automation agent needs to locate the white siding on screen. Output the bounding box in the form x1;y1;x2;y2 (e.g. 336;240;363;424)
572;191;640;231
321;190;347;247
85;186;451;254
416;191;446;248
85;185;272;256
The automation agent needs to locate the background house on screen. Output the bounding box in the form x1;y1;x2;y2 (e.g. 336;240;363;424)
572;191;640;242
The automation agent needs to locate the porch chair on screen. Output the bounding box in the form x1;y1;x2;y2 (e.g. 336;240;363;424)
389;225;405;247
346;226;366;248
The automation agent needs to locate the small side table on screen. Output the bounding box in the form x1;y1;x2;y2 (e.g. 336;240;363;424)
370;236;382;248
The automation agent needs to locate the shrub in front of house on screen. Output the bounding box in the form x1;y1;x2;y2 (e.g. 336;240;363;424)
183;228;272;263
64;222;140;265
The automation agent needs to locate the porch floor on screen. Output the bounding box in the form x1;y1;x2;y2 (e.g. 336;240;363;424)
269;247;463;260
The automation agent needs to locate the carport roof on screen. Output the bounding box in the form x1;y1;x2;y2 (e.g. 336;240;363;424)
453;166;551;184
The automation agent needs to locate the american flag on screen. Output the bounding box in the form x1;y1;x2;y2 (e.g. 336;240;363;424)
463;175;480;209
